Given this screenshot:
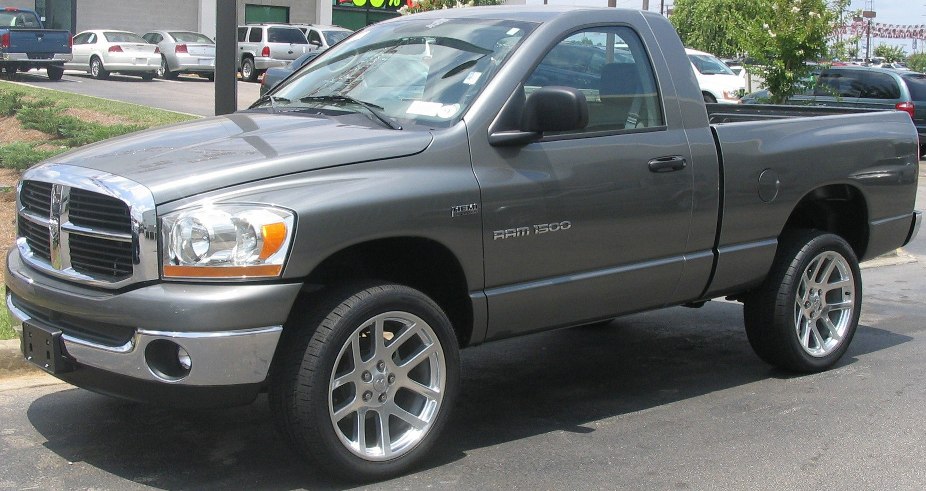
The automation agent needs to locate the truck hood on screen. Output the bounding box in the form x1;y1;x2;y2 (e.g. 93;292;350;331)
54;112;433;204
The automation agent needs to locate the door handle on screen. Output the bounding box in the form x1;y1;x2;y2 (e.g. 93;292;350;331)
648;156;687;173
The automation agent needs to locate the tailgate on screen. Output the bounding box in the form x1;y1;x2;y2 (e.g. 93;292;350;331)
6;29;71;54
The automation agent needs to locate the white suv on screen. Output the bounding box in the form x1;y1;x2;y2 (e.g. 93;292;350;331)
686;48;746;104
237;24;310;82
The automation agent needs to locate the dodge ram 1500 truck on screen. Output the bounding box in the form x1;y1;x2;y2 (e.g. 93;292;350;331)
6;6;921;481
0;7;71;80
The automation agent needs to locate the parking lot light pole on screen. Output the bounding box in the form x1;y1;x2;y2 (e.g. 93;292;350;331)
215;0;237;116
863;10;876;62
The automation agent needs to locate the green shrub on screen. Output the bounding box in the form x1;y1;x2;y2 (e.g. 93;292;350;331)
0;142;66;170
0;91;24;116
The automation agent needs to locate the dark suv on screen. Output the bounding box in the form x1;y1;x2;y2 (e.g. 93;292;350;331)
743;66;925;152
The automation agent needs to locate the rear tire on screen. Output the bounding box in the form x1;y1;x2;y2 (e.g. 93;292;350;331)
90;57;108;80
703;92;717;103
241;57;258;82
743;230;862;373
158;57;177;80
270;283;460;481
141;72;155;81
46;65;64;81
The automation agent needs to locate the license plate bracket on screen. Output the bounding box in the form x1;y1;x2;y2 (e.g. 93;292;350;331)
21;322;72;374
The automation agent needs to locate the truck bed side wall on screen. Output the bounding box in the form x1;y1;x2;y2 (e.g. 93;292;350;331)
704;111;919;298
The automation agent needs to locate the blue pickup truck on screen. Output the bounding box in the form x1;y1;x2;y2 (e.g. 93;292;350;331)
0;7;71;80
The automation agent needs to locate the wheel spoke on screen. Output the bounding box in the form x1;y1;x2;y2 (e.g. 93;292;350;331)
811;323;826;349
825;278;852;292
388;321;421;353
398;343;437;372
333;395;363;422
332;369;357;390
373;318;386;355
800;317;812;348
822;317;842;342
402;379;440;401
823;299;853;314
819;256;838;283
351;336;363;368
376;410;392;457
357;408;368;450
388;402;428;430
808;257;825;284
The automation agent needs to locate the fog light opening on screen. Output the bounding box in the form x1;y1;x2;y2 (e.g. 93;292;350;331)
145;339;192;381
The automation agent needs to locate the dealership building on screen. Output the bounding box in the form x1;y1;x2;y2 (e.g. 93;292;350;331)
3;0;401;38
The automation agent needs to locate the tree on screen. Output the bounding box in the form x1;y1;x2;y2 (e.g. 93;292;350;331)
738;0;832;104
908;53;926;73
399;0;502;14
873;44;907;63
670;0;761;58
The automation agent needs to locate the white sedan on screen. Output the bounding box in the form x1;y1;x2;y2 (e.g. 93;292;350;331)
66;30;161;80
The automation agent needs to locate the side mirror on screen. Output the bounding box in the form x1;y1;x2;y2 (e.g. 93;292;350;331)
489;86;589;146
310;39;322;47
521;86;589;133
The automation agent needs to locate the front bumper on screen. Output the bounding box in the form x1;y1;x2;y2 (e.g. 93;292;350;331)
6;249;302;396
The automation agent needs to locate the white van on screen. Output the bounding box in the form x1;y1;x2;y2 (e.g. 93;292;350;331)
686;48;746;104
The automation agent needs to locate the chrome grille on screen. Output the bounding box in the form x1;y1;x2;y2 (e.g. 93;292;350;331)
20;180;52;216
69;188;132;233
16;164;159;289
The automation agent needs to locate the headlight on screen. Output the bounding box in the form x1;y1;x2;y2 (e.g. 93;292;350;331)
161;204;295;279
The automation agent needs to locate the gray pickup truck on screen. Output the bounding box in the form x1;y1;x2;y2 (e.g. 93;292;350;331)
6;7;921;481
0;7;71;80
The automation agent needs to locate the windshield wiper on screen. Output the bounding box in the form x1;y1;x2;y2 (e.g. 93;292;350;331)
250;94;291;111
300;95;402;130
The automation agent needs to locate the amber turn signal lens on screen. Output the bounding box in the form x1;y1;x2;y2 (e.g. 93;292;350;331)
260;222;287;260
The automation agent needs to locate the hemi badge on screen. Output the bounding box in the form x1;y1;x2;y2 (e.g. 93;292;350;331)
451;203;479;217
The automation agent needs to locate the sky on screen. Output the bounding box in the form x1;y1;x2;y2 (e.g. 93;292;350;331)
522;0;925;55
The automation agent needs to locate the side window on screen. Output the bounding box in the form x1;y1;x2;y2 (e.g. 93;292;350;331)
73;33;90;45
248;27;262;43
524;26;664;133
861;72;901;99
87;33;97;44
237;27;247;42
308;29;323;46
815;70;863;98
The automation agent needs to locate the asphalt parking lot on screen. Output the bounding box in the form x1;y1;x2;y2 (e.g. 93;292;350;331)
6;68;261;117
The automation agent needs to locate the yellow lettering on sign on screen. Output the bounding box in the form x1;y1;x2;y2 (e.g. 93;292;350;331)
352;0;367;5
370;0;385;6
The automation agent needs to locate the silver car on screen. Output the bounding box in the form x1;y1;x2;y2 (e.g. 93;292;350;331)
65;30;160;80
236;24;310;82
143;30;215;81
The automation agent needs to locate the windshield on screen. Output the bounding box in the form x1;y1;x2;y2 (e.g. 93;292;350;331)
689;54;736;75
261;18;535;129
324;30;351;46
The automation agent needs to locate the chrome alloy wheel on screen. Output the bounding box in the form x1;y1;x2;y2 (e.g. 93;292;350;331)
794;250;855;357
328;311;446;461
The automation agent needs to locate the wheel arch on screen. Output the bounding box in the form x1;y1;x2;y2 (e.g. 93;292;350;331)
290;236;474;347
780;183;869;259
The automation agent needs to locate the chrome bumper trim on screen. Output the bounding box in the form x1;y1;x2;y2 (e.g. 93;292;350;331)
7;292;281;386
906;210;922;246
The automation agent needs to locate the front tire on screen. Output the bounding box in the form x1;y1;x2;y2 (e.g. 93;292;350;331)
270;283;460;481
703;92;717;103
743;230;862;373
158;56;177;80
